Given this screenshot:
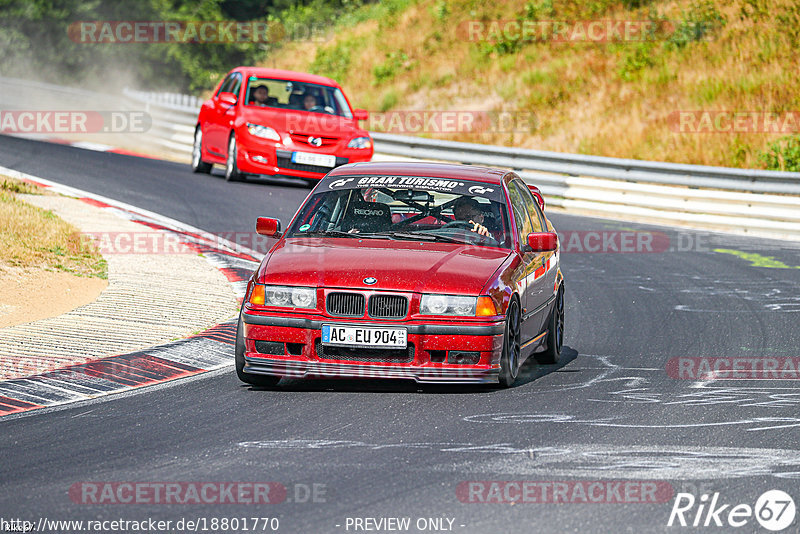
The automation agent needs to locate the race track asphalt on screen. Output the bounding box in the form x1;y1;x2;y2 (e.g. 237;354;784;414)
2;134;800;533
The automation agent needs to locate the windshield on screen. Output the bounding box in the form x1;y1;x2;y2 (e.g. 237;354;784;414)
244;76;353;118
286;177;511;249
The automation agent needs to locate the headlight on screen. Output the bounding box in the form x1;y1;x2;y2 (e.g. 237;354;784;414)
420;294;477;316
249;284;316;309
347;136;372;149
247;123;281;141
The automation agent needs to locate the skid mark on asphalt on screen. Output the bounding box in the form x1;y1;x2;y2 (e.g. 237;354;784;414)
504;354;800;432
585;272;800;312
236;438;800;480
239;440;542;455
568;271;800;310
435;444;800;480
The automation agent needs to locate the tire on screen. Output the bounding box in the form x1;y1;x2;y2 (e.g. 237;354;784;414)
536;286;564;365
498;298;521;388
191;126;212;174
225;134;243;182
235;314;280;387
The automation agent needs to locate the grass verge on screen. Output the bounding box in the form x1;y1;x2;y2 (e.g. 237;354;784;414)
0;177;107;278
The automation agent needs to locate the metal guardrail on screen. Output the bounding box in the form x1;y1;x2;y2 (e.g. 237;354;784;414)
364;132;800;239
371;133;800;194
3;78;799;240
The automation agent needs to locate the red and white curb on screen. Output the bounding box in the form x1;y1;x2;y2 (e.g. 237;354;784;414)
0;165;264;418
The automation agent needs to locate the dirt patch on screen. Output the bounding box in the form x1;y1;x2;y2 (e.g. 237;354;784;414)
0;265;107;328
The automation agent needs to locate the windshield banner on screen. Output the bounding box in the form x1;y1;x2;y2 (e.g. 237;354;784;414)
325;175;502;199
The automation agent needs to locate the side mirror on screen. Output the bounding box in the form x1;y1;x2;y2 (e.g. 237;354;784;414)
256;217;282;237
353;109;368;121
218;92;238;106
527;184;546;211
527;232;558;252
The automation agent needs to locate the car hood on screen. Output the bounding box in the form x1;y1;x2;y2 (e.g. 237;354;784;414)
239;107;365;137
258;238;511;294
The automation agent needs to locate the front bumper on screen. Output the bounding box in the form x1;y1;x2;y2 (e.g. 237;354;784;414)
241;311;504;384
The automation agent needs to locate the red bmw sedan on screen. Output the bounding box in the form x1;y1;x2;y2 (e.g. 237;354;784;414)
236;162;564;387
192;67;373;182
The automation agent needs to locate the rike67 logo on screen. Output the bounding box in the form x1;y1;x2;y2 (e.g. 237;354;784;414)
668;490;796;531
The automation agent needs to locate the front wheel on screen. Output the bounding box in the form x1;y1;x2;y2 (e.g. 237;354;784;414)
235;315;280;387
225;135;244;182
191;127;212;173
498;299;521;388
536;286;564;364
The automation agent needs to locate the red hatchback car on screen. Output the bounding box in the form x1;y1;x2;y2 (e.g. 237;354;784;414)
236;162;564;387
192;67;373;182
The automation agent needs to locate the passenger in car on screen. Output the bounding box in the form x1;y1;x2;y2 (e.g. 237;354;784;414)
303;94;318;111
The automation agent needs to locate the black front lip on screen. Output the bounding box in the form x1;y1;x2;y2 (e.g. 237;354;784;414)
242;311;505;336
243;357;500;384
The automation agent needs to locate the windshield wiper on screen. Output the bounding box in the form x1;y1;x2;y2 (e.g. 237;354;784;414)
297;230;360;238
298;230;383;239
372;231;473;244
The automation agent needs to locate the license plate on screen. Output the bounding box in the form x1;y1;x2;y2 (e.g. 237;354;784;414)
321;325;407;348
292;151;336;167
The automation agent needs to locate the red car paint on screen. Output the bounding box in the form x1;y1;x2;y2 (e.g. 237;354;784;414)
236;162;564;386
194;67;373;181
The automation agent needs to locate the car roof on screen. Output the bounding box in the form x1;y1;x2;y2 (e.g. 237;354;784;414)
326;162;510;185
232;67;339;88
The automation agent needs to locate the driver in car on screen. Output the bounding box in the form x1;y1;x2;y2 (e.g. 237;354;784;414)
453;197;490;237
252;85;271;106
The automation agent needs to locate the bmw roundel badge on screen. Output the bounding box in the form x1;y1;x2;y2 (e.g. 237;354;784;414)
363;277;377;285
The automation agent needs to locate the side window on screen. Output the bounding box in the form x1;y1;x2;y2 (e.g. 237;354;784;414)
511;180;544;233
506;181;534;246
229;73;242;99
217;74;234;96
532;201;548;231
